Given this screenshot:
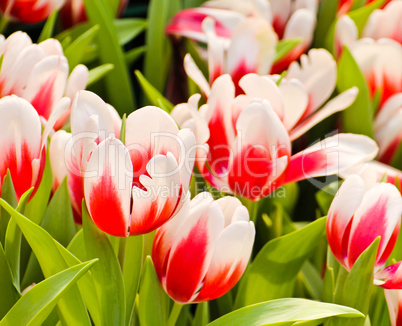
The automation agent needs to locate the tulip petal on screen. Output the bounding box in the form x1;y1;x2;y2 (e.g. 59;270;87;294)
347;183;402;268
335;15;358;58
164;196;224;303
289;87;358;141
384;289;402;326
84;138;132;237
183;54;211;97
327;175;365;268
129;152;182;235
286;48;336;116
285;134;379;184
196;218;255;302
0;95;41;198
49;130;71;190
239;74;284;120
203;17;225;84
24;55;69;120
65;64;89;100
376;262;402;289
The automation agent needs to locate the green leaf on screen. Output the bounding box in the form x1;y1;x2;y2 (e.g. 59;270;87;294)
135;70;174;112
348;0;386;35
115;18;147;46
82;203;126;326
274;39;302;63
235;217;327;308
0;243;20;320
315;181;342;215
337;46;374;138
299;261;323;301
0;260;97;326
391;140;402;170
83;0;136;114
0;197;99;326
138;256;169;326
123;235;144;326
143;0;181;93
41;178;75;247
0;171;17;246
38;10;59;42
332;238;379;326
4;188;33;291
208;298;364;326
87;64;115;86
125;46;146;66
313;0;338;48
64;25;100;72
67;229;86;263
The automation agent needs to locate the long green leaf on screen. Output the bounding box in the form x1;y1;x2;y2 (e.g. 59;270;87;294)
82;203;126;325
138;256;169;326
0;171;17;247
0;243;20;320
143;0;181;93
38;10;59;42
235;217;326;308
64;24;100;72
348;0;386;35
313;0;338;48
0;198;99;326
0;260;97;326
41;178;75;247
208;298;364;326
135;70;174;112
337;46;373;138
115;18;147;46
83;0;136;114
87;64;115;86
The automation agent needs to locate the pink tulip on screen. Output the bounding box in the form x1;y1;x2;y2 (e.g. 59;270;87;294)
326;175;402;271
83;106;196;236
0;0;65;23
60;0;127;27
49;90;119;223
0;95;66;199
152;193;255;303
0;32;88;128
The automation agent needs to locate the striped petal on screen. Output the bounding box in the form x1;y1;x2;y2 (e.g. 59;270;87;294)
196;217;255;302
164;194;224;303
285;134;379;184
347;182;402;268
376;262;402;289
84;137;132;237
49;130;71;190
384;289;402;326
327;175;366;269
129;152;182;235
335;15;358;58
23;55;69;120
0;95;42;198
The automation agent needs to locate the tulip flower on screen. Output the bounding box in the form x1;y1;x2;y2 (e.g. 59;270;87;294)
0;0;65;23
0;32;88;128
60;0;127;27
0;95;68;199
172;57;378;200
49;90;119;223
167;0;317;76
152;192;255;303
326;175;402;271
83;106;196;236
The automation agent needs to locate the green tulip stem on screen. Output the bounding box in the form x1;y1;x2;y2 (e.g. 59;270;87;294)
167;302;184;326
118;237;128;270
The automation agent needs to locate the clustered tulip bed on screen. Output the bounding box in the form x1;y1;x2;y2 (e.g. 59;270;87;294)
0;0;401;325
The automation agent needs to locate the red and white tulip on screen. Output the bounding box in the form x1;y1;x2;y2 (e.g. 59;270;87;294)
0;32;88;128
385;288;402;326
326;174;402;272
83;106;196;236
152;192;255;303
0;0;66;23
0;95;68;199
168;0;317;79
49;90;118;223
